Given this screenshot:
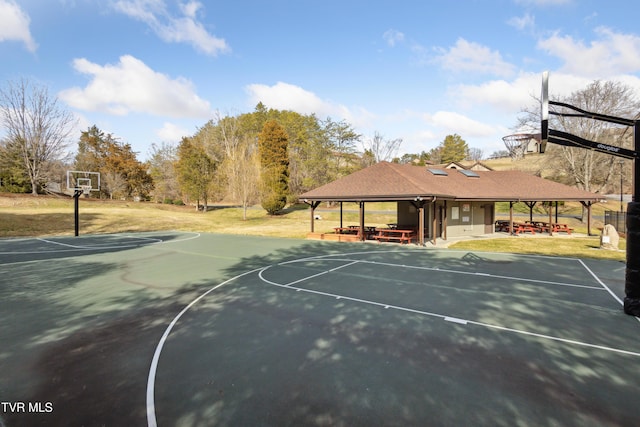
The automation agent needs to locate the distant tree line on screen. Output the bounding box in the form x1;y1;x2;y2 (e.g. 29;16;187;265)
2;76;635;212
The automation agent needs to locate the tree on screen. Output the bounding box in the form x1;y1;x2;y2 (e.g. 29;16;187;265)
439;134;469;164
554;81;638;193
361;131;402;163
324;117;361;178
175;136;220;211
204;112;261;219
397;151;431;165
258;120;289;214
148;142;180;203
229;136;260;220
0;137;31;192
467;147;484;162
75;125;153;199
0;78;76;195
518;79;639;193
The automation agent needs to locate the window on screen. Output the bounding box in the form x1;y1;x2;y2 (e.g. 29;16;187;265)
427;168;448;176
458;169;479;178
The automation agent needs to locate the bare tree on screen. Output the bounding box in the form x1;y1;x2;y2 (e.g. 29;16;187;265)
227;136;260;220
552;80;639;193
517;79;639;193
467;147;484;161
362;131;402;163
0;79;76;195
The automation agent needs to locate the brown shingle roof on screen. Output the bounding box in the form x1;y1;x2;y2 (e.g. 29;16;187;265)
300;162;601;202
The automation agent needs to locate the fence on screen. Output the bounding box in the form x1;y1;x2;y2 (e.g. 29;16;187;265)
605;210;627;235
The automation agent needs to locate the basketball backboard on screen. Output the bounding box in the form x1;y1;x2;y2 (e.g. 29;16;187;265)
67;170;100;194
540;71;549;153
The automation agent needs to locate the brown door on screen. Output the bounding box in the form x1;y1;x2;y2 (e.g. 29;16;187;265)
484;204;494;233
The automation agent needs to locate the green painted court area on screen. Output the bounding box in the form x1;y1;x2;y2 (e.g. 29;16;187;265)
0;232;638;426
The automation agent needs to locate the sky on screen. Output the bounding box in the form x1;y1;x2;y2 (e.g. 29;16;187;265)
2;0;640;161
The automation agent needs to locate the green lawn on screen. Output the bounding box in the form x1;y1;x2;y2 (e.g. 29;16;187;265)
0;193;626;261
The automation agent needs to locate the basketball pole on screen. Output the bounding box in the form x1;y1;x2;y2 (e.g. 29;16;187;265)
73;190;82;237
624;122;640;316
541;71;640;316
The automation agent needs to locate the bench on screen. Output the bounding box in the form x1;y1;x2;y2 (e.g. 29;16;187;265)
551;223;574;234
514;223;536;235
373;228;416;244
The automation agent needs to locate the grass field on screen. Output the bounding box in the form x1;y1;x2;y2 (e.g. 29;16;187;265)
0;193;626;261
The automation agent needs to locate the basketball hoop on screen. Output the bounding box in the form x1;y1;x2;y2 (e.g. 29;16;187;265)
66;170;100;237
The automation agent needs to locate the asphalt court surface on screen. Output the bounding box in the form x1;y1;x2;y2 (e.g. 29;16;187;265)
0;232;638;426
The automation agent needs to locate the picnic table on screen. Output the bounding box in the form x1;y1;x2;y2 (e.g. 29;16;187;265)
495;220;510;232
513;222;537;235
525;221;574;234
334;226;359;235
334;225;378;238
373;228;416;244
495;220;536;234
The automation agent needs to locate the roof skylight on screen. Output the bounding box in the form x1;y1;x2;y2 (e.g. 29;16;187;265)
458;170;480;178
427;168;448;176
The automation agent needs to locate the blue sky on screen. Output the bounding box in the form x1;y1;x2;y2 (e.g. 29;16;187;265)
3;0;640;160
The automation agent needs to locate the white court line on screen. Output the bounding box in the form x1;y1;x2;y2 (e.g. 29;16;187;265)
146;266;262;427
282;256;605;291
145;250;634;426
578;259;640;323
258;267;640;358
0;232;201;256
263;260;360;287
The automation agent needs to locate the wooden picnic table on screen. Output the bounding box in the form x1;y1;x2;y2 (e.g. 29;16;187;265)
495;220;536;234
495;220;510;232
334;226;359;235
550;223;573;234
513;222;536;235
373;228;416;244
524;221;574;234
334;225;378;238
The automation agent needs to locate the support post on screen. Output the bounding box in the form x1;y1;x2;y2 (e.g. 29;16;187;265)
73;190;82;236
304;200;321;233
432;202;437;245
624;121;640;316
359;201;365;241
443;200;447;241
509;202;515;235
418;205;425;246
310;204;315;233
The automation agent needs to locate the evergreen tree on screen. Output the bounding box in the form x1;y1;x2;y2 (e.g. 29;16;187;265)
258;120;289;214
439;134;469;163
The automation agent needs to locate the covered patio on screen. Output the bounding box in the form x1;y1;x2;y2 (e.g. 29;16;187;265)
300;162;602;246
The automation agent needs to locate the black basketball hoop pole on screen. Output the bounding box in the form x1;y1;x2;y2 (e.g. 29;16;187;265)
541;71;640;316
73;189;83;237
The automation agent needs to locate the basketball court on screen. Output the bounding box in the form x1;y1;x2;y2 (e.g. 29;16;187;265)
0;232;638;426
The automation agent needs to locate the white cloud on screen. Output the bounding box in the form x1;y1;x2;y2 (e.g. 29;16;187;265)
59;55;212;118
245;81;375;127
452;76;537;113
508;13;535;32
423;111;497;137
112;0;229;56
435;38;516;78
156;121;191;142
537;27;640;77
0;0;37;52
383;29;405;47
